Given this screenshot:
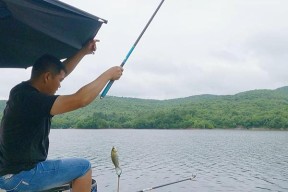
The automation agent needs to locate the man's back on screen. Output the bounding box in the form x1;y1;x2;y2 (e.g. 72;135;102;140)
0;81;58;176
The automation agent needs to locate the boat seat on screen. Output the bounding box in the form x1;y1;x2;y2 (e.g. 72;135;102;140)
40;179;97;192
40;183;70;192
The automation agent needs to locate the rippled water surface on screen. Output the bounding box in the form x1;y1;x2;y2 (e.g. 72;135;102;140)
48;129;288;192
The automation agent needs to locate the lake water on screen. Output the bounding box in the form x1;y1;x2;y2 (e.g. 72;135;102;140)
48;129;288;192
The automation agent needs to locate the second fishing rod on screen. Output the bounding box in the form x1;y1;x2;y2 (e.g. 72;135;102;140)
100;0;165;99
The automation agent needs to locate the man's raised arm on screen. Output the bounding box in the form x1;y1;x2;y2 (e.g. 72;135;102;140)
63;39;98;77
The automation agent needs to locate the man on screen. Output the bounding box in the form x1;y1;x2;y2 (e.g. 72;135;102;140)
0;39;123;192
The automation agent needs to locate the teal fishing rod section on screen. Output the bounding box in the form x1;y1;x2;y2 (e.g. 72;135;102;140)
135;175;196;192
100;0;165;99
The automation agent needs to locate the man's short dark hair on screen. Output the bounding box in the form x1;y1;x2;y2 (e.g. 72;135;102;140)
31;54;67;79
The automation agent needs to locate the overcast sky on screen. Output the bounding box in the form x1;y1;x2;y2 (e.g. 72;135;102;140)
1;0;288;100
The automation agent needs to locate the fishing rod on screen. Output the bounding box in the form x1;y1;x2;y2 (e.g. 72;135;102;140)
135;175;196;192
100;0;165;99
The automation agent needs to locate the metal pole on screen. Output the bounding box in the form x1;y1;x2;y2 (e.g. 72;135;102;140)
117;175;120;192
100;0;165;99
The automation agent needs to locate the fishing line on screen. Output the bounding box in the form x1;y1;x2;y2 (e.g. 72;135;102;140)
100;0;166;99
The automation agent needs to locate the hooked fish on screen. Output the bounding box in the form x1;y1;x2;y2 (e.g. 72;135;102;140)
111;146;122;176
111;146;120;168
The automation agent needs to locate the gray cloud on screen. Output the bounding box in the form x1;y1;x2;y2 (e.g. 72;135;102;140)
1;0;288;100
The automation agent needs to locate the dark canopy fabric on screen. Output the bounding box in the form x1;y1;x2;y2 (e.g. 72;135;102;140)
0;0;107;68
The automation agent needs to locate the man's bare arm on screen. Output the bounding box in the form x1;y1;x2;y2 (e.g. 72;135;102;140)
50;66;123;115
63;39;98;77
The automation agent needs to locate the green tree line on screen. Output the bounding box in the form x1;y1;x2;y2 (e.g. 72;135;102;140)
1;86;288;129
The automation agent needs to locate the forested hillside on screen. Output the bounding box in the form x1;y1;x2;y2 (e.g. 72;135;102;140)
1;86;288;129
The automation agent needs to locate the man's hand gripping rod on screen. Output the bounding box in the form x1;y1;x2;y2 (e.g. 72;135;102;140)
100;0;165;99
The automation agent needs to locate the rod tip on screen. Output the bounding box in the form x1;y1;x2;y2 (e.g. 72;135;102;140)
190;174;197;180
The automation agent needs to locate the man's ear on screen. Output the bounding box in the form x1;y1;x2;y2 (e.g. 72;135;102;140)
43;72;51;83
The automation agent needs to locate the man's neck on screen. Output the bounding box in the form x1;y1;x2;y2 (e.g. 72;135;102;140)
28;78;43;93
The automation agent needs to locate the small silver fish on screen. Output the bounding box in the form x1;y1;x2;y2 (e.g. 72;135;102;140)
111;146;120;168
111;146;122;176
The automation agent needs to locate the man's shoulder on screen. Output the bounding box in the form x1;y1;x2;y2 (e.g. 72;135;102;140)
10;81;36;95
8;81;36;104
12;81;32;90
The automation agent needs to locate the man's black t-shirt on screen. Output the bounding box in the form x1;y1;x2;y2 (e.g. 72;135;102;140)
0;81;58;176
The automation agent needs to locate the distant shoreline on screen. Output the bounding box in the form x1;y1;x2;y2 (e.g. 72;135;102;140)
51;127;288;131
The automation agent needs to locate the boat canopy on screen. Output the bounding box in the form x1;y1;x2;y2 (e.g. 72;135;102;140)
0;0;107;68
